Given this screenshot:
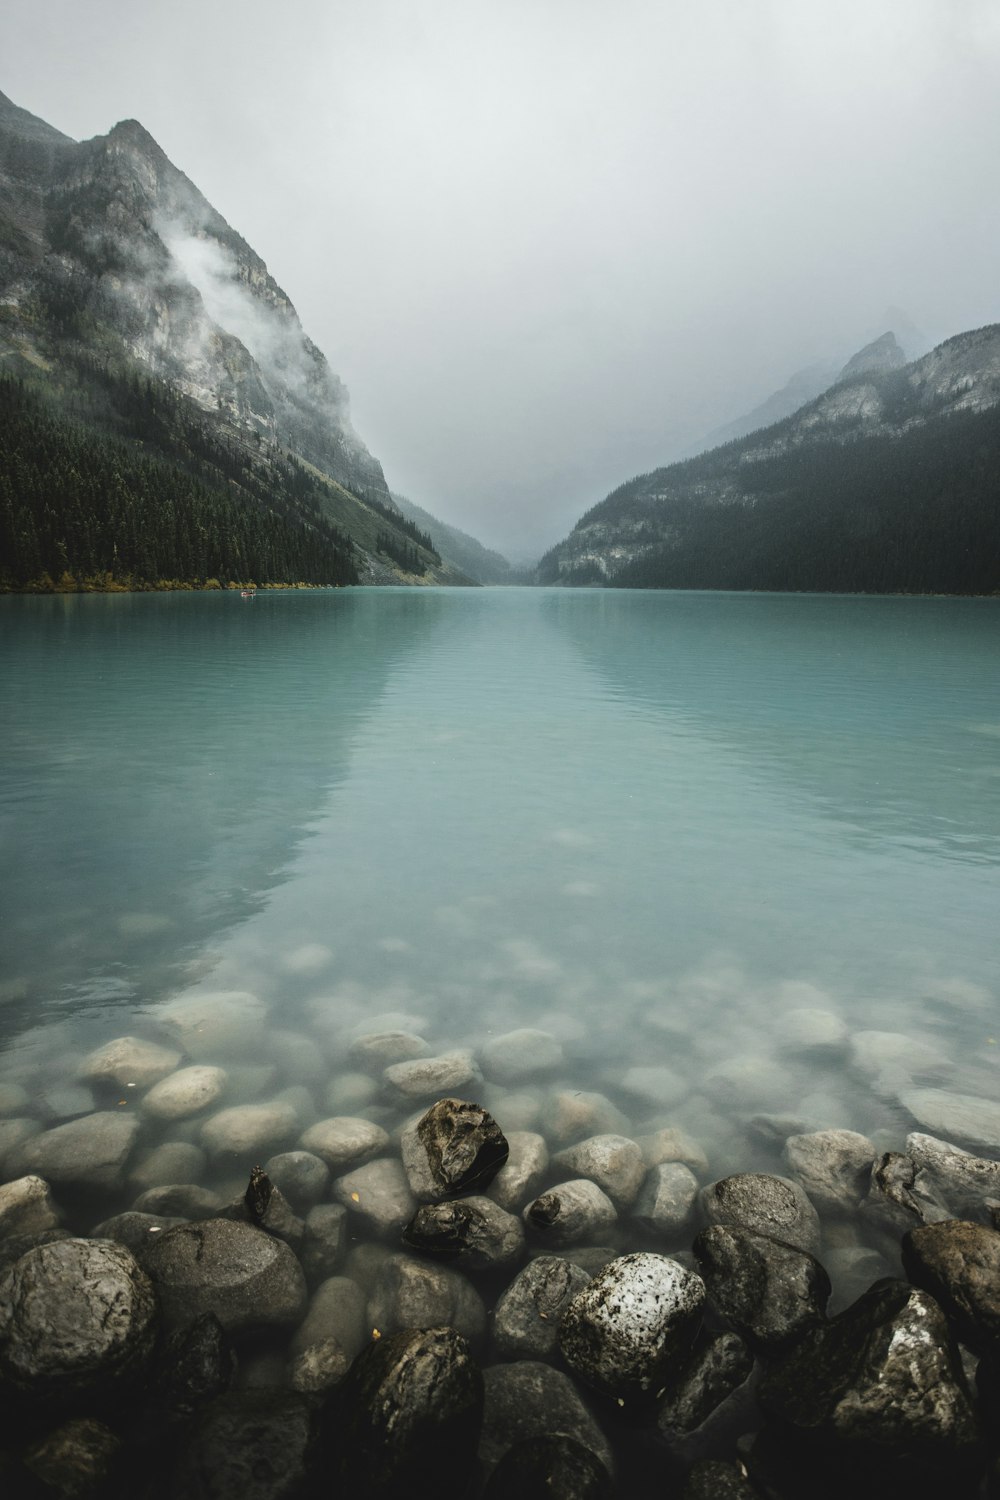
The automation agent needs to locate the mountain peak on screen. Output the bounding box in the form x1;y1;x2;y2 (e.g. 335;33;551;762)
0;88;75;145
837;331;906;383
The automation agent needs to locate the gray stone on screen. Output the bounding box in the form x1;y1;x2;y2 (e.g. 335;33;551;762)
300;1203;348;1285
633;1161;700;1238
80;1035;182;1090
656;1331;755;1447
902;1219;1000;1357
479;1360;614;1481
153;1312;236;1416
333;1157;417;1238
0;1228;71;1278
0;1081;30;1116
350;1030;429;1068
779;1007;848;1057
782;1129;876;1216
694;1224;831;1353
299;1115;390;1172
479;1028;563;1084
492;1255;591;1360
542;1090;631;1147
143;1217;307;1333
90;1211;186;1254
851;1029;948;1091
551;1133;645;1210
907;1131;1000;1218
637;1125;709;1176
619;1066;690;1110
10;1111;139;1191
151;990;268;1059
264;1149;330;1211
700;1173;822;1256
0;1117;40;1173
290;1275;367;1358
133;1182;224;1218
482;1434;614;1500
703;1054;789;1108
221;1182;305;1251
200;1100;300;1159
383;1049;481;1099
38;1084;97;1120
0;1175;59;1241
900;1089;1000;1155
759;1279;980;1481
130;1140;207;1191
524;1179;617;1248
860;1150;950;1235
324;1072;379;1112
366;1251;487;1344
143;1064;228;1120
559;1252;706;1402
487;1131;549;1213
288;1339;351;1394
400;1097;509;1201
334;1327;484;1497
0;1238;157;1399
170;1389;318;1500
403;1194;524;1271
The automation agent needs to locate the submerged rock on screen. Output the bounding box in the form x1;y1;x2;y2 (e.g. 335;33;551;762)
523;1179;617;1248
350;1029;429;1068
900;1089;1000;1155
80;1034;181;1090
479;1360;614;1481
142;1064;228;1121
133;1182;224;1219
129;1140;207;1192
782;1129;875;1216
906;1131;1000;1217
170;1389;319;1500
479;1029;563;1084
10;1111;139;1192
263;1149;330;1211
700;1173;821;1257
487;1131;549;1213
143;1218;307;1333
558;1252;705;1403
633;1161;700;1239
401;1097;509;1201
482;1433;614;1499
0;1238;157;1400
492;1256;591;1360
403;1195;524;1271
290;1274;367;1361
151;989;268;1059
0;1175;60;1241
333;1158;417;1239
199;1100;299;1159
384;1050;482;1100
333;1326;484;1499
22;1418;122;1497
694;1224;830;1353
551;1133;645;1211
542;1090;631;1148
299;1115;390;1173
152;1312;236;1417
367;1251;487;1345
656;1330;755;1449
299;1203;348;1285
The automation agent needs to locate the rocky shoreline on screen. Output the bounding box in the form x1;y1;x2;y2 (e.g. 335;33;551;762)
1;1016;999;1497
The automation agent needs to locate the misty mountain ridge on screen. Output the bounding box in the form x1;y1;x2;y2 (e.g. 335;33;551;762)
0;88;484;587
538;322;1000;595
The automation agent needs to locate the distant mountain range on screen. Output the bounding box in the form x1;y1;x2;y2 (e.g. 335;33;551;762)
538;325;1000;594
0;89;505;590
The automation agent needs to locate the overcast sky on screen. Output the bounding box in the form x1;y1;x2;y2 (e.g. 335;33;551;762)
5;1;1000;556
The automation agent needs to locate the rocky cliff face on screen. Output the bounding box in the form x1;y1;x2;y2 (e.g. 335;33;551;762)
538;323;1000;593
0;90;387;501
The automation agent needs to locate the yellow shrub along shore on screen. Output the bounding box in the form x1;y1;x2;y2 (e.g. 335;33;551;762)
2;572;343;594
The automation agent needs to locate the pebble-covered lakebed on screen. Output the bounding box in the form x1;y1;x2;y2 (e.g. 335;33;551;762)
2;988;1000;1499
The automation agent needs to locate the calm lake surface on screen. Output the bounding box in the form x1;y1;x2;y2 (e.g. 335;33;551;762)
2;586;999;1192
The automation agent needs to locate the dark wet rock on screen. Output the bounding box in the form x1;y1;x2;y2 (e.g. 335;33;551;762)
9;1112;139;1192
349;1029;429;1068
559;1252;705;1403
89;1211;186;1256
384;1049;481;1100
479;1028;563;1084
0;1228;72;1279
290;1275;367;1361
298;1115;390;1173
861;1150;949;1236
487;1131;549;1213
333;1157;417;1239
287;1338;351;1394
694;1224;831;1353
551;1133;645;1210
152;1312;236;1417
262;1149;329;1212
401;1096;509;1202
244;1164;272;1222
403;1195;524;1271
700;1173;821;1256
633;1161;700;1238
902;1219;1000;1357
492;1255;591;1360
143;1218;307;1333
221;1182;304;1252
479;1360;614;1481
682;1457;758;1499
523;1179;617;1248
0;1237;157;1401
134;1189;224;1230
907;1132;1000;1219
299;1203;348;1286
333;1326;483;1499
22;1417;121;1497
783;1129;876;1216
759;1279;981;1482
482;1433;615;1500
542;1090;631;1147
900;1088;1000;1155
0;1175;60;1241
656;1331;755;1451
366;1251;487;1345
170;1389;319;1500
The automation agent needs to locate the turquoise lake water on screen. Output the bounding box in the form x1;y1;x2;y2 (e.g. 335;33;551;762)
1;586;999;1183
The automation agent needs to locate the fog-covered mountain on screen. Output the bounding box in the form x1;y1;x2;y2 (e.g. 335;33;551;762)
0;89;474;588
391;492;514;584
538;325;1000;595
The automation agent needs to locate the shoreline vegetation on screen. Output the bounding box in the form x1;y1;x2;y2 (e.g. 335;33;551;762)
1;574;344;594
